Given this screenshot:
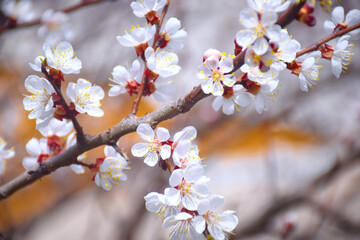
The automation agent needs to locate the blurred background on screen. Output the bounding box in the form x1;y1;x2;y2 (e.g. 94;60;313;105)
0;0;360;239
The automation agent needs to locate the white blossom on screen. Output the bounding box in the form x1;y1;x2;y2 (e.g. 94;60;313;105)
95;146;129;191
38;10;73;44
193;195;239;240
324;6;360;40
331;35;354;79
159;17;187;51
0;137;15;176
116;25;156;47
144;192;181;221
163;212;206;240
22;138;50;171
39;118;73;137
151;77;176;102
247;0;290;13
165;164;210;211
212;85;251;115
131;123;171;166
66;78;105;117
145;47;181;78
236;8;278;55
23;75;56;121
297;51;322;92
130;0;167;18
108;59;142;97
197;53;235;96
172;126;197;167
30;42;81;74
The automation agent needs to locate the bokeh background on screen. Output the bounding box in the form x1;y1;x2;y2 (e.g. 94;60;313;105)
0;0;360;239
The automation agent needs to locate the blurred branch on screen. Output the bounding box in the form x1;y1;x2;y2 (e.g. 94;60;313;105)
0;0;110;34
235;144;360;237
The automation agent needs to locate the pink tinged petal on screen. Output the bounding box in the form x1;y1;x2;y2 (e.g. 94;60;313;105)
346;9;360;26
222;99;235;115
324;20;335;35
131;142;149;157
184;164;204;182
212;97;224;111
253;37;269;55
169;169;184;187
331;57;342;79
144;151;159;166
219;213;239;232
160;145;171;159
239;8;259;28
137;123;155;141
332;6;344;25
204;56;219;71
22;157;38;171
164;187;181;206
70;164;84;174
193;216;206;234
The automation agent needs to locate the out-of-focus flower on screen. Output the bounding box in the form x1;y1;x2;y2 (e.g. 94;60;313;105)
145;47;181;78
144;192;180;221
1;0;34;23
151;77;176;102
324;6;360;40
23;75;56;120
94;146;129;191
39;118;73;138
247;0;290;13
38;9;73;44
0;137;15;176
131;123;171;166
66;78;105;117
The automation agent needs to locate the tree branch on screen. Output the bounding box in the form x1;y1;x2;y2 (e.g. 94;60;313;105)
0;85;207;200
0;0;110;34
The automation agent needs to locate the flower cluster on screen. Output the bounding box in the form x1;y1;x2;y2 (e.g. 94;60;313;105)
197;1;357;115
108;0;185;102
132;123;238;240
23;119;84;174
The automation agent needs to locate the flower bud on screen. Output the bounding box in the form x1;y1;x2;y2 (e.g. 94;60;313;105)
145;10;160;25
203;48;221;62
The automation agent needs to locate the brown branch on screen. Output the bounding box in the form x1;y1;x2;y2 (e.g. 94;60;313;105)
296;23;360;57
0;85;207;200
0;0;109;34
41;66;86;145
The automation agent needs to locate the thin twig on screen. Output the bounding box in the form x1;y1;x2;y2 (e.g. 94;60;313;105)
41;66;86;145
0;0;109;34
129;1;171;116
296;23;360;57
